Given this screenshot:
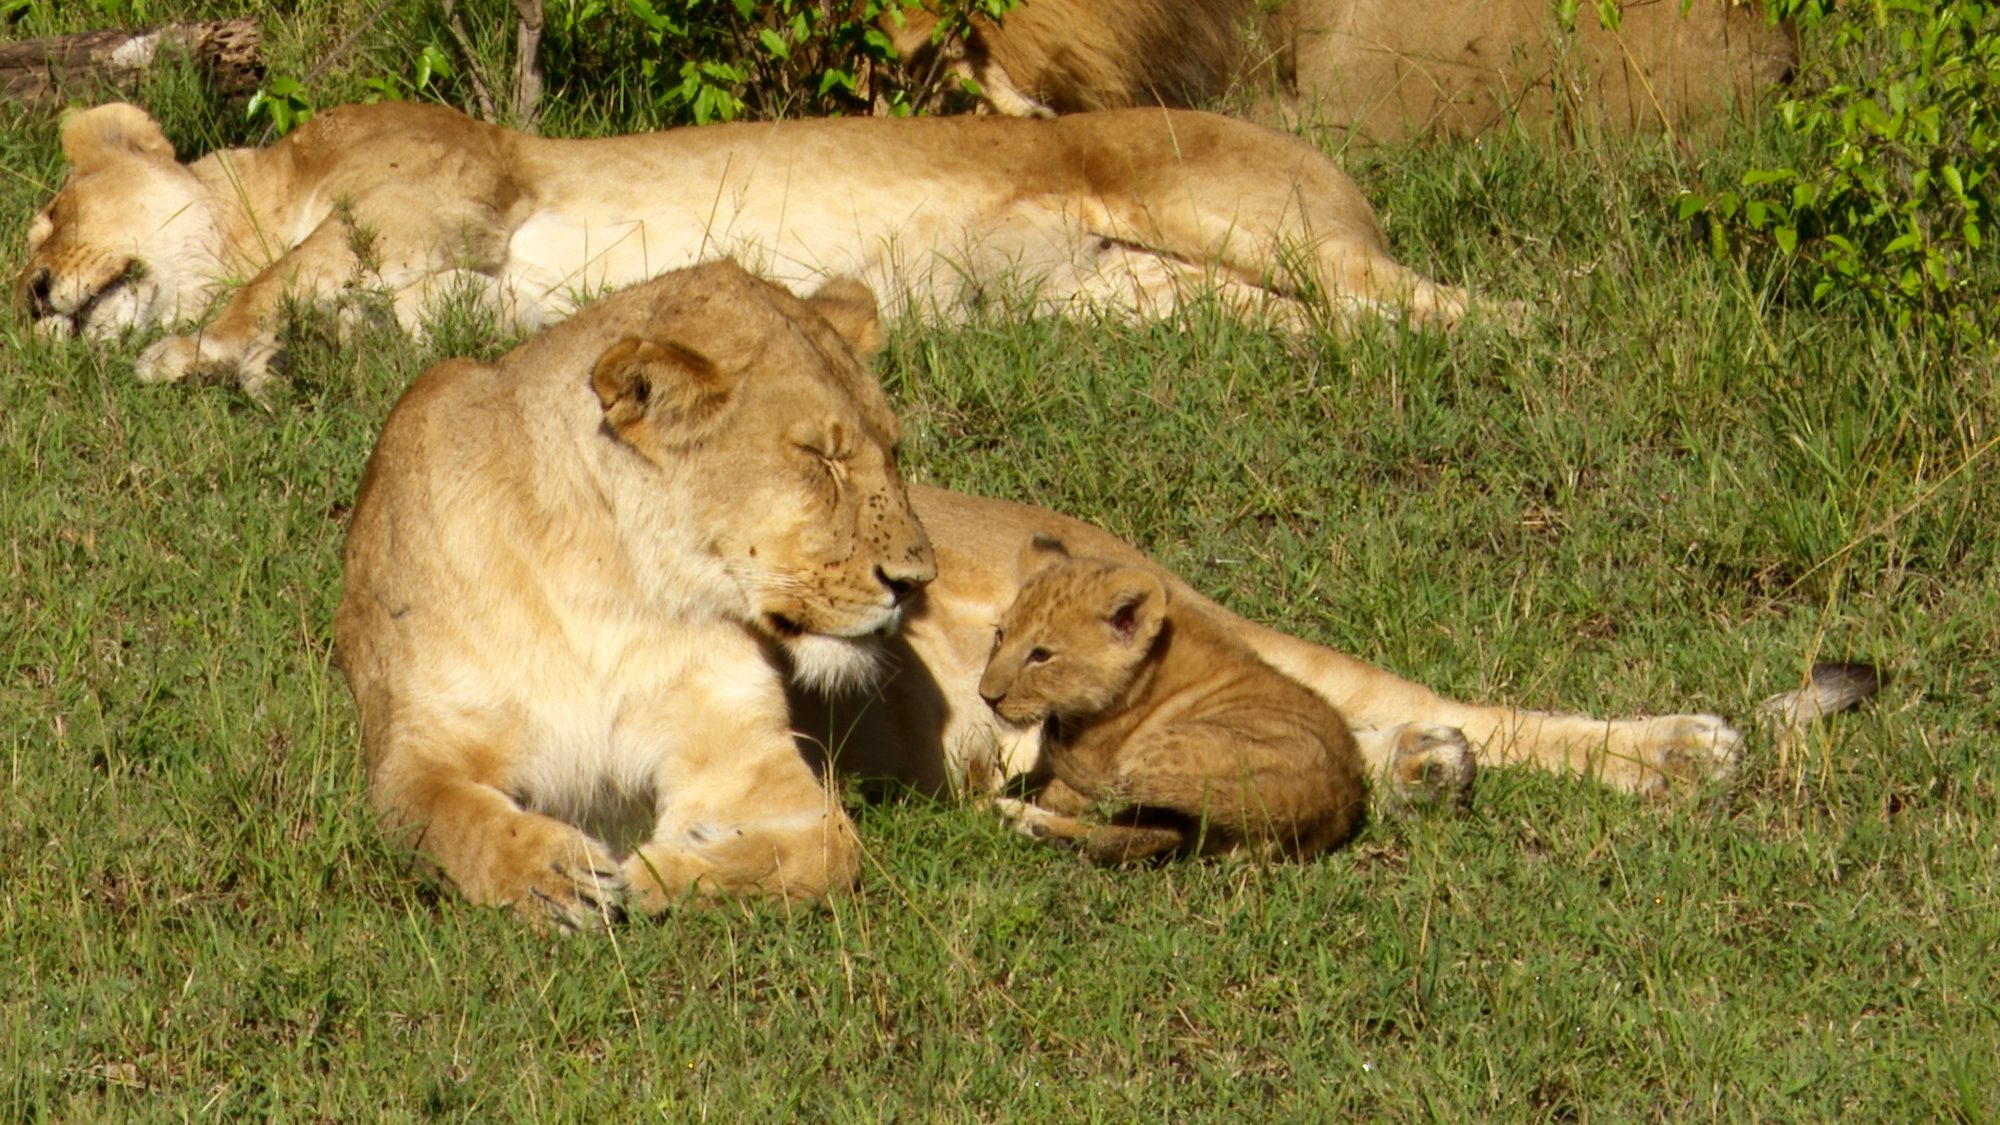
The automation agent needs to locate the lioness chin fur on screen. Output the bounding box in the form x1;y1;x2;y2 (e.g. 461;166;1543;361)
22;99;1483;400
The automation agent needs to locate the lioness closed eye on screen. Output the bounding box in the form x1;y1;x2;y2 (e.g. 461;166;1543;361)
976;536;1367;864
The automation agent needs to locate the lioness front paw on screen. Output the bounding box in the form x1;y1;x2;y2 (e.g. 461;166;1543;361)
135;333;209;384
135;332;278;403
959;741;1005;803
990;796;1085;847
1630;714;1742;798
1382;723;1477;814
514;841;627;932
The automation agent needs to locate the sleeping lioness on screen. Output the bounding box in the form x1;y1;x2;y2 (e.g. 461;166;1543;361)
336;261;930;927
337;258;1866;928
20;99;1484;400
977;536;1369;865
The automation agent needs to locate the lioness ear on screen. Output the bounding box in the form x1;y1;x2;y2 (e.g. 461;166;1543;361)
806;277;886;360
1100;569;1166;650
61;103;176;172
1017;534;1071;578
591;337;734;451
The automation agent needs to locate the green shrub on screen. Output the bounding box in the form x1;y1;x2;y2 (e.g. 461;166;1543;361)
543;0;1019;129
243;0;1019;138
1679;0;1999;342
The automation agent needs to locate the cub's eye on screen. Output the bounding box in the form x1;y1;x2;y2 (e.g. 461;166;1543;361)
1026;647;1052;665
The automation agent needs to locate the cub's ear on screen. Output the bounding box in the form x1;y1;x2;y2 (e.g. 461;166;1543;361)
1099;569;1167;650
806;277;886;360
591;336;734;452
61;103;176;172
1017;534;1071;578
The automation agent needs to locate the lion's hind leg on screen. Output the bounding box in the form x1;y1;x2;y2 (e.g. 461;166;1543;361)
1354;722;1479;814
1098;115;1517;333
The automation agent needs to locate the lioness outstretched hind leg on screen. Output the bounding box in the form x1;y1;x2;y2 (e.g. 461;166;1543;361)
1085;110;1507;331
1357;723;1479;814
1225;609;1883;797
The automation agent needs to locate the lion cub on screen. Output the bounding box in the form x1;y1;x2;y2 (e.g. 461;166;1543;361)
978;537;1366;865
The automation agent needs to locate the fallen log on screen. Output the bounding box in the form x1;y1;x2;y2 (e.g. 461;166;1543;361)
0;18;262;104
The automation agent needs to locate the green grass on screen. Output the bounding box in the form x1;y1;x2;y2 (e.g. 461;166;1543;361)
4;9;1999;1120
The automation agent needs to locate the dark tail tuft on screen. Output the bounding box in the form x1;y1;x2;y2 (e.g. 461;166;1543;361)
1758;661;1885;727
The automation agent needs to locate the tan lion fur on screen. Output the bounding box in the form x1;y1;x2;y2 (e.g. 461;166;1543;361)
891;0;1798;145
334;260;935;930
339;262;1871;925
975;538;1366;864
20;99;1483;400
795;479;1761;816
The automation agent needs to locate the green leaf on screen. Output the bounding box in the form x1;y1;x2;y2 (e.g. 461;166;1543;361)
621;0;667;32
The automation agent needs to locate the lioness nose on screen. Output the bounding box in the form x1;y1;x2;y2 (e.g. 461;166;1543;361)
874;562;931;606
24;268;52;317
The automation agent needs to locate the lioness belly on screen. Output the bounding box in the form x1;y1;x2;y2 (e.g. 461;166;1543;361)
496;208;1189;329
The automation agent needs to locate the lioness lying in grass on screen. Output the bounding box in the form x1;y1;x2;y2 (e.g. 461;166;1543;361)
22;99;1490;401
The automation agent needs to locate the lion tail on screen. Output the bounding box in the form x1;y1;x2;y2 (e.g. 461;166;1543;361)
1757;660;1884;732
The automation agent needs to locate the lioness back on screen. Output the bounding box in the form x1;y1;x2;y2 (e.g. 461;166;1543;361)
977;537;1365;863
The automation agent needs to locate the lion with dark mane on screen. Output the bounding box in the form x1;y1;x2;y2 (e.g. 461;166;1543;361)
891;0;1798;144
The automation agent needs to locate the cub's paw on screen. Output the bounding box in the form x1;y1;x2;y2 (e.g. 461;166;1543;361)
1382;723;1477;814
1629;714;1742;798
990;796;1088;848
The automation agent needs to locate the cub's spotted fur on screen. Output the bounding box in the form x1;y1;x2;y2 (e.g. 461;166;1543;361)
977;537;1365;864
